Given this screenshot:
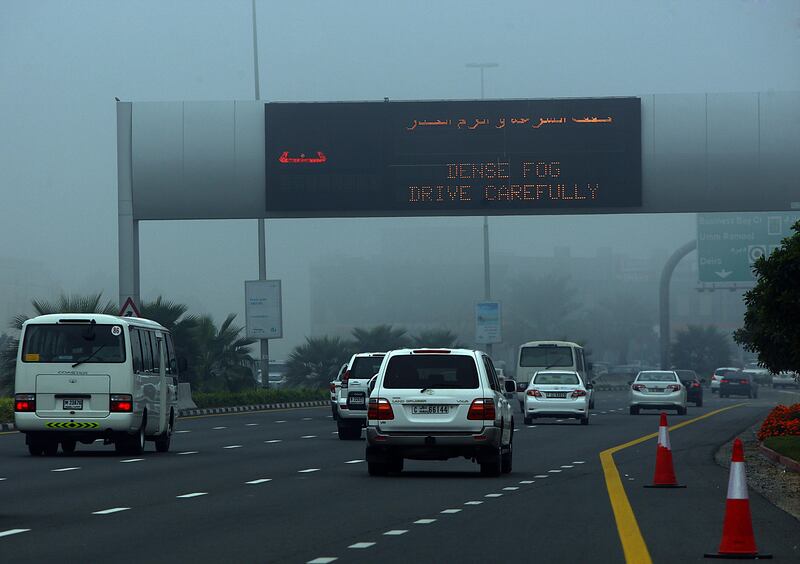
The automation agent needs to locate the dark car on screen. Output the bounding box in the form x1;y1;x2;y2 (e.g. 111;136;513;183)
675;369;704;407
720;370;759;399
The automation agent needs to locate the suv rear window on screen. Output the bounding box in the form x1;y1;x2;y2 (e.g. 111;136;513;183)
351;356;385;379
520;346;573;368
533;372;579;385
636;372;678;382
383;354;479;389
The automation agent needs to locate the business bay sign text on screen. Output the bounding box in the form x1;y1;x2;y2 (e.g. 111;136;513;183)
265;98;641;218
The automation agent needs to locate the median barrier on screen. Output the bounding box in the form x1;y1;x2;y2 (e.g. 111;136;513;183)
179;400;329;417
177;382;197;409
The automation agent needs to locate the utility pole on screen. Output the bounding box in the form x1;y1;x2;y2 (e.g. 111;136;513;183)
466;62;498;357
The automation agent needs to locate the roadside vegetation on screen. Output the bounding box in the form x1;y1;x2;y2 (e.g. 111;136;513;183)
670;325;732;376
192;388;328;409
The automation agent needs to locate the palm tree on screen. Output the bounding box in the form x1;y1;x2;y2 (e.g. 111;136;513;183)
351;325;409;352
286;336;354;389
1;292;119;394
410;329;464;348
140;296;198;372
190;314;255;392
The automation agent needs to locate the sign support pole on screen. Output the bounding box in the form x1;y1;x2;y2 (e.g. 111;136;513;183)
659;240;697;369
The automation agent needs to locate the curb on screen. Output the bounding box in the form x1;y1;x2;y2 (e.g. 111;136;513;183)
758;442;800;474
179;400;329;418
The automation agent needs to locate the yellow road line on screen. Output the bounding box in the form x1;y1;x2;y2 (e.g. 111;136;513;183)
600;403;746;564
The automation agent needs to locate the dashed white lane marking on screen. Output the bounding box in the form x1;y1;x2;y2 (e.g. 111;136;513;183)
572;461;586;464
265;440;282;444
331;431;339;434
245;478;272;485
307;558;338;564
92;507;130;515
514;428;520;431
212;426;227;430
298;468;321;473
0;478;7;481
414;519;437;524
348;542;375;549
120;458;144;463
177;451;198;455
502;486;519;491
464;501;483;505
175;430;191;434
301;435;317;439
51;467;80;472
345;460;365;464
223;445;243;449
94;439;103;442
561;465;574;469
384;530;408;536
534;474;549;478
0;529;30;538
275;420;287;423
302;417;313;421
245;423;259;427
441;509;462;514
556;419;564;422
176;492;207;499
520;480;535;484
485;493;503;498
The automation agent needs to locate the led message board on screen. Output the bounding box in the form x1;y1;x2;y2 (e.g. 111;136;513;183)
264;98;641;217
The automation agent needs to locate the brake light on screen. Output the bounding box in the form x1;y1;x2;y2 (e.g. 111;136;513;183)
526;388;542;398
367;397;394;420
467;398;496;420
632;384;646;391
721;379;730;384
571;389;587;398
341;370;350;388
110;394;133;413
14;393;35;412
412;349;451;354
691;382;700;388
667;384;682;392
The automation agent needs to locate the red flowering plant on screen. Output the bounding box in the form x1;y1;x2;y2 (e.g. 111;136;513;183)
757;403;800;441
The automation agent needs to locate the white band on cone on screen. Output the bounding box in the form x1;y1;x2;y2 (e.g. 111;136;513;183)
727;462;748;500
658;426;671;450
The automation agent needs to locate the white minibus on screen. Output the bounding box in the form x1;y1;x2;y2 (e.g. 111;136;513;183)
515;340;594;412
14;313;180;456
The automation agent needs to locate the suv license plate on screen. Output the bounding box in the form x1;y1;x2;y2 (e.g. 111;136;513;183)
412;405;450;415
63;399;83;410
348;394;365;404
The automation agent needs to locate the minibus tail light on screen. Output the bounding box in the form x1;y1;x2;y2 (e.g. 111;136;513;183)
110;394;133;413
14;394;35;412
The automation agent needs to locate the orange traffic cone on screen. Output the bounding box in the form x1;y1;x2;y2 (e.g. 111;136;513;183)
704;438;772;559
644;412;685;488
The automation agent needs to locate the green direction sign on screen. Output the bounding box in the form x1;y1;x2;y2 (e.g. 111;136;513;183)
697;212;800;284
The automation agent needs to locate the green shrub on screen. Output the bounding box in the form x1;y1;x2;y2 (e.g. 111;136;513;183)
191;388;327;409
0;397;12;423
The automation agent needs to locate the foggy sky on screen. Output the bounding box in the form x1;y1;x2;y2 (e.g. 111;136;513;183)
1;0;799;357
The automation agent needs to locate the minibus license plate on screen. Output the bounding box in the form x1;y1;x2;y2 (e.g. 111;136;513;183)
412;405;449;415
63;399;83;410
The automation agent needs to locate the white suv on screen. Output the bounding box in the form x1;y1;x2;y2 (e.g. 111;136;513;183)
365;348;515;476
336;352;386;440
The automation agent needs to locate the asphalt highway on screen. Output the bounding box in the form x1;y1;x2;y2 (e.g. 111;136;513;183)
1;389;798;563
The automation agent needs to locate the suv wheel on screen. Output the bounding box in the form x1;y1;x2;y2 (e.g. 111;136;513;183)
501;428;513;474
677;406;687;415
580;415;589;425
629;406;640;415
367;461;389;476
480;447;502;477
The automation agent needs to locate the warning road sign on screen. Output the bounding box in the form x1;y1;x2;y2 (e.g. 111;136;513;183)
119;297;141;318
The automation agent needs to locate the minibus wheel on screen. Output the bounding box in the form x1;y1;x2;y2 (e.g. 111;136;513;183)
61;439;76;455
27;442;44;456
42;440;59;456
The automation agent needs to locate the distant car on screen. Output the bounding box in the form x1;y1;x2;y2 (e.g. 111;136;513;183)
523;370;590;425
772;371;800;389
675;369;704;407
267;360;288;389
720;370;758;398
629;370;687;415
329;363;347;419
710;367;741;394
336;352;386;440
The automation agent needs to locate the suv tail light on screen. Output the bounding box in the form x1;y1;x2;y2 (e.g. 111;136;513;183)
110;394;133;413
14;393;36;412
691;381;700;388
467;398;496;420
341;370;351;389
571;389;587;398
667;384;682;392
367;397;394;420
632;384;646;391
526;388;542;398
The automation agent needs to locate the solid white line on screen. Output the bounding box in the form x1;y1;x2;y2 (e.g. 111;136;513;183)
223;445;243;449
176;451;198;455
502;486;519;491
348;542;375;549
176;492;207;498
464;501;483;505
485;493;503;498
383;530;408;536
298;468;320;473
301;435;317;439
92;507;130;515
441;509;462;514
0;529;30;538
245;478;272;485
212;426;227;430
51;467;80;472
414;519;436;524
307;558;337;564
265;439;282;444
345;460;365;464
120;458;144;463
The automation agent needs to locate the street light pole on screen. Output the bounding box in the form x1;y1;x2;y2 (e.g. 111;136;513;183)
466;62;498;357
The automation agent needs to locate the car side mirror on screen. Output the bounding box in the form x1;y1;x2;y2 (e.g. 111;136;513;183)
504;380;517;394
586;383;594;390
628;381;634;386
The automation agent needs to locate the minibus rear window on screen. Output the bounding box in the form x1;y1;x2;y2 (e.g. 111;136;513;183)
22;324;126;364
520;346;574;368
